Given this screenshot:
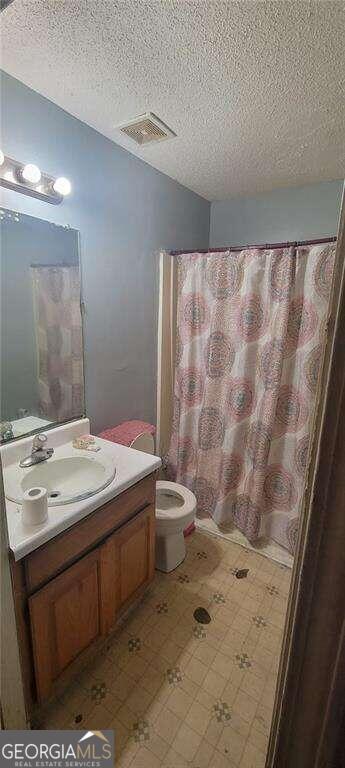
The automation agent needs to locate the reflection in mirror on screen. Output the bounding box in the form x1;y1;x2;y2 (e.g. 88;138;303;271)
0;209;84;443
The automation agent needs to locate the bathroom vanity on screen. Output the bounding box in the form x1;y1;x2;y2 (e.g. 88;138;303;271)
3;419;161;714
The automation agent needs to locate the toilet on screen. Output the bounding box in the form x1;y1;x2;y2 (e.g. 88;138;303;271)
130;432;196;572
155;480;196;572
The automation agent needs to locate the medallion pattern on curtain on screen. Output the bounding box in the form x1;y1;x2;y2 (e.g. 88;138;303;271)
167;244;335;554
31;266;84;422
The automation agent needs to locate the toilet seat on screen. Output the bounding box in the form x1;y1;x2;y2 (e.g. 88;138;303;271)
156;480;196;523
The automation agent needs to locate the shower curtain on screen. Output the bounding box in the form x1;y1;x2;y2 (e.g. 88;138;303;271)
167;243;335;554
31;265;84;421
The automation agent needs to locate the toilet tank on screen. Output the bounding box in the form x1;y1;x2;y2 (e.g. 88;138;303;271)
130;432;155;455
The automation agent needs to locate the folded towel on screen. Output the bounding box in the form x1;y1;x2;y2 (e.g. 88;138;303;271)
99;420;156;447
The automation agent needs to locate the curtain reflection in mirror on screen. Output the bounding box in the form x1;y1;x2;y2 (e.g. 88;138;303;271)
31;266;83;422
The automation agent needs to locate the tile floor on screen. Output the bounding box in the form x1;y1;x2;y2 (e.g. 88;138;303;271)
37;530;291;768
196;518;293;569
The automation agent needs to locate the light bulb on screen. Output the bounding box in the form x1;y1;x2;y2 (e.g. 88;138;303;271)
0;150;4;166
22;163;41;184
53;176;71;196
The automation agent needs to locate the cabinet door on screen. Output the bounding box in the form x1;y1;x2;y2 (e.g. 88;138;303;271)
29;549;103;703
101;504;155;634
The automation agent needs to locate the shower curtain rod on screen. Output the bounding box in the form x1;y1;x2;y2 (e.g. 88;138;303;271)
169;235;336;256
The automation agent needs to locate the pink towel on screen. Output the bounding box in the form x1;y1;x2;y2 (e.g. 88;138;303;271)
99;420;156;447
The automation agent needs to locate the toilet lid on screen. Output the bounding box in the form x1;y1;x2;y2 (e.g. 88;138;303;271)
156;480;196;520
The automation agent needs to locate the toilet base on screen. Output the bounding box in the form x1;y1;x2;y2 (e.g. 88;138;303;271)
155;530;186;573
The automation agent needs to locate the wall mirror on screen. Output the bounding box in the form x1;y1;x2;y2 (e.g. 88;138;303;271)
0;209;84;443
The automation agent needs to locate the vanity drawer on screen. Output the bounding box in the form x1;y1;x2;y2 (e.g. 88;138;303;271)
25;473;156;593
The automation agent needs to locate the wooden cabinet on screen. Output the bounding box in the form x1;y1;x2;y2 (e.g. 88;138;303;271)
117;506;155;608
29;549;104;702
11;473;156;708
101;505;155;634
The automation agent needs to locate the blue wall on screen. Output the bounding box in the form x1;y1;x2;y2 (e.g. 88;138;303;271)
0;72;210;433
210;181;343;247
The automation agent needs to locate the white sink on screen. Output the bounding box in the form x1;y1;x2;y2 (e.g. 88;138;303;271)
4;454;116;506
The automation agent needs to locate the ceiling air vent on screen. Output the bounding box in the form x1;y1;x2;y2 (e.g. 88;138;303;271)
117;113;176;146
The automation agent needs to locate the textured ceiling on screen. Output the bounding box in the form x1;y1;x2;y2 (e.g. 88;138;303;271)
1;0;345;201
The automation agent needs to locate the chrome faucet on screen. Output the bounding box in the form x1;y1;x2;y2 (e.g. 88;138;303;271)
19;433;54;468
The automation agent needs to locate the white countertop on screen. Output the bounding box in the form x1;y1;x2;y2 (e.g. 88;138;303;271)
2;419;161;560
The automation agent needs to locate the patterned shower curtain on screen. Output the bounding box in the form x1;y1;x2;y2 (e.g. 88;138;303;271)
31;265;84;422
167;243;335;554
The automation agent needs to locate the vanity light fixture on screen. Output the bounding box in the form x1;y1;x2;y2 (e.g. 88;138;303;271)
0;151;72;204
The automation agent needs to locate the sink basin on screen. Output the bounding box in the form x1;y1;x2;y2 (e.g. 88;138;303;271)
4;454;116;506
